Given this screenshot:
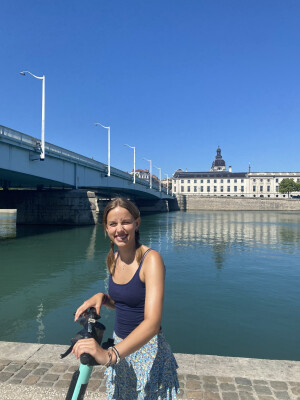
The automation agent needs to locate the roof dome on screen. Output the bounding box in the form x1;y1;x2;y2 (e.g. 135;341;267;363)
210;147;226;171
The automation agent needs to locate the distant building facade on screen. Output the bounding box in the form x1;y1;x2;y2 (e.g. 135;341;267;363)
172;147;300;198
130;169;159;185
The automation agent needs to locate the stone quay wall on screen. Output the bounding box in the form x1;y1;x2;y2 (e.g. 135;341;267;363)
176;195;300;211
0;190;98;225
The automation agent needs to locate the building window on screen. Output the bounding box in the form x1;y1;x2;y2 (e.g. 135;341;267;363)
241;186;244;192
201;179;203;183
234;186;237;192
276;186;279;192
207;179;210;183
214;186;217;192
253;179;256;182
260;179;263;182
260;186;263;192
187;180;190;183
187;186;190;192
253;186;256;192
194;186;197;192
234;179;237;183
227;179;230;183
207;186;210;192
174;187;176;192
267;179;270;182
214;179;217;183
241;179;244;183
220;186;224;192
220;179;223;183
227;186;230;192
276;178;279;183
201;186;204;192
194;180;197;183
267;186;270;192
181;180;184;183
181;186;184;192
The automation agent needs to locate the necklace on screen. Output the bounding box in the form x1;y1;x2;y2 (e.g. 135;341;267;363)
117;252;135;270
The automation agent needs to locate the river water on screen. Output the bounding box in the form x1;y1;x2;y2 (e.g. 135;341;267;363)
0;210;299;361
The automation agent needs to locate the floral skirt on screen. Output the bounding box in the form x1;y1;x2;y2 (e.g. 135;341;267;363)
104;332;179;400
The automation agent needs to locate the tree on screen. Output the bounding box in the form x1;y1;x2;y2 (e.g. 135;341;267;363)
279;178;297;197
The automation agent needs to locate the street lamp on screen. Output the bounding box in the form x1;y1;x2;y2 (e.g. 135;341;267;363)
124;144;136;184
94;123;110;176
154;166;162;191
20;71;45;160
143;158;152;189
165;173;169;195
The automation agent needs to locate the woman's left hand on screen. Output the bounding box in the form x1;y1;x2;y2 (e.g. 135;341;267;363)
72;338;109;365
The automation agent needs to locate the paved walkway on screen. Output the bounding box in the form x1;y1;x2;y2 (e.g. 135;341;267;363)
0;341;299;400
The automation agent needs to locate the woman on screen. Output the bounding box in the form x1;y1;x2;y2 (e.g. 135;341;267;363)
73;197;179;399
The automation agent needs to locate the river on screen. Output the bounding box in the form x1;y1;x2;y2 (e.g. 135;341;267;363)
0;210;299;361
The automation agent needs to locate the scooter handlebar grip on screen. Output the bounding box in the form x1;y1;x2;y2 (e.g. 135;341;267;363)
80;352;93;365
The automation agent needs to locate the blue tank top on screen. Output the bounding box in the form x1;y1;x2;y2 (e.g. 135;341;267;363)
108;249;152;339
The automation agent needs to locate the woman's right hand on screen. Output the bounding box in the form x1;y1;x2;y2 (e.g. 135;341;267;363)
74;293;104;321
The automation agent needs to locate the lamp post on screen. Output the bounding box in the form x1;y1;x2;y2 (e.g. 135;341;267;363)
154;166;162;191
165;173;169;195
143;158;152;189
20;71;45;160
94;123;110;176
124;144;136;184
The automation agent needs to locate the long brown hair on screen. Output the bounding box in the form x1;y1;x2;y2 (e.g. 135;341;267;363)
102;197;143;274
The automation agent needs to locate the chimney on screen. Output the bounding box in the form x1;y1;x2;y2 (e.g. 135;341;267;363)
229;166;232;173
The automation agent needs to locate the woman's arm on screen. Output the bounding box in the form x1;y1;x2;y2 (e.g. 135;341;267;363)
74;292;115;321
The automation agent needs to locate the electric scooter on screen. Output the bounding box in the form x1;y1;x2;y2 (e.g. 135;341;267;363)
60;307;113;400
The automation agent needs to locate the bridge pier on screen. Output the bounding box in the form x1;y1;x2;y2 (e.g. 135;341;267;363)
0;190;98;225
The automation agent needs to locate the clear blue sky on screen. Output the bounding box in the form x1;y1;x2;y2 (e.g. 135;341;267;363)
1;0;300;176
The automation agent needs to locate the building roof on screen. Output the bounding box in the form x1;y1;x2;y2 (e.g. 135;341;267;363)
173;171;247;178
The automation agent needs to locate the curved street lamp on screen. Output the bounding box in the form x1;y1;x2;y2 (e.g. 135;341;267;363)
154;166;161;192
143;158;152;189
94;123;110;176
165;173;169;195
124;144;136;184
20;71;45;160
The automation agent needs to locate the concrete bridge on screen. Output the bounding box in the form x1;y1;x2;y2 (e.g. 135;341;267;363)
0;125;178;224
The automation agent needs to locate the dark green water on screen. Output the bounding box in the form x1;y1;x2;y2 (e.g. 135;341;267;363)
0;210;300;361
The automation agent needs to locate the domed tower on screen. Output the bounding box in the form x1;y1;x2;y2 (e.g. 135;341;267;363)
210;146;226;171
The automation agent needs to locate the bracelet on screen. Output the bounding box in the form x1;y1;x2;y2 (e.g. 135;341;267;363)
104;349;112;368
102;294;108;305
111;346;121;364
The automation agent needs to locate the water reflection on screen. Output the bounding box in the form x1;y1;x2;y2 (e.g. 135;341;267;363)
36;302;45;343
0;224;109;342
170;211;300;269
0;211;17;239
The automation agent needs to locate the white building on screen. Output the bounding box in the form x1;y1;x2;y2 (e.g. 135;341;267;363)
172;147;300;198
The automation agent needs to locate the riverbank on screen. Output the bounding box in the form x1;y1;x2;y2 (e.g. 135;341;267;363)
176;195;300;211
0;341;299;399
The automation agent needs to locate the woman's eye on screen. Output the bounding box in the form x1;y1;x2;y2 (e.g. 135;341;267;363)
109;223;117;227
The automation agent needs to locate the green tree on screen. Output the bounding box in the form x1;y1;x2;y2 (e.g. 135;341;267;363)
279;178;297;197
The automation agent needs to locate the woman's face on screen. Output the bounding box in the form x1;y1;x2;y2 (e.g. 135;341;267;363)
105;206;140;248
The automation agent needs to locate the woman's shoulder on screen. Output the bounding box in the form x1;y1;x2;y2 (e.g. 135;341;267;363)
141;245;161;259
140;246;164;271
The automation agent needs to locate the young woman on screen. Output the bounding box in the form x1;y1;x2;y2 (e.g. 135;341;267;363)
73;197;179;399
